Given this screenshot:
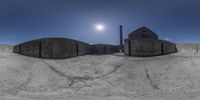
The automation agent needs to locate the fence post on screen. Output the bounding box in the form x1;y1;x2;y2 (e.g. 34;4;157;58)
103;45;106;54
161;42;164;55
128;40;131;56
19;45;21;54
39;42;42;58
76;43;79;56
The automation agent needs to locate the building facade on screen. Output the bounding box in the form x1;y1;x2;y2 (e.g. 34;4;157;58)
124;27;177;56
13;38;119;59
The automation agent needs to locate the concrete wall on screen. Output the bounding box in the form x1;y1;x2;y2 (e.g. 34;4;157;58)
41;38;77;59
162;40;177;54
124;38;177;56
13;38;118;59
91;44;119;54
77;41;91;56
20;40;40;57
91;44;104;54
13;38;92;59
13;45;20;53
130;38;162;56
176;44;199;54
112;45;119;53
124;39;129;55
104;45;112;54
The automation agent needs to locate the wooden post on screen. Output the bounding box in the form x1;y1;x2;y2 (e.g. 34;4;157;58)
76;43;79;56
120;25;123;53
39;42;42;58
128;40;131;56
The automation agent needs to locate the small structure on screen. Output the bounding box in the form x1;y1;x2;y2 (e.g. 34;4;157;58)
124;26;177;56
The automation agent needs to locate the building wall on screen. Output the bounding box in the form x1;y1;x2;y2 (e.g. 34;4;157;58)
162;40;177;54
112;45;120;53
20;40;40;57
91;44;119;54
41;38;77;59
130;38;162;56
13;38;118;59
77;41;91;56
91;44;104;54
124;39;129;55
104;45;113;54
124;38;177;56
13;45;20;53
13;38;90;59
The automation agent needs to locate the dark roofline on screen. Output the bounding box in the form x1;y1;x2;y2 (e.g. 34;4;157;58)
128;26;158;39
16;37;90;46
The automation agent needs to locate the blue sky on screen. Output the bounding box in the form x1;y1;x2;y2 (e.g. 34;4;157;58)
0;0;200;45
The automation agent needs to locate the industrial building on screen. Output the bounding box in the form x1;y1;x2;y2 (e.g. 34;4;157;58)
13;38;119;59
124;26;177;56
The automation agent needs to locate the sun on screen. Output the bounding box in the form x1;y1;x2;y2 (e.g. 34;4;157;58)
95;24;105;31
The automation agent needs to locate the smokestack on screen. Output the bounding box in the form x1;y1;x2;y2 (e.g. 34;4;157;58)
120;25;123;53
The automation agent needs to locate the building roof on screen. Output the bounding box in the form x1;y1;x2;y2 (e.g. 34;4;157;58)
128;26;158;40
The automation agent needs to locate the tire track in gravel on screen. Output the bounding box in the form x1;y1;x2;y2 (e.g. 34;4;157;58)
41;56;129;86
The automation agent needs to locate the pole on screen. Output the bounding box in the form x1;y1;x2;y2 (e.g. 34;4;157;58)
173;33;175;43
120;25;123;53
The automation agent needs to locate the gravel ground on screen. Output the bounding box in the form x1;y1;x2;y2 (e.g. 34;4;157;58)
1;48;200;99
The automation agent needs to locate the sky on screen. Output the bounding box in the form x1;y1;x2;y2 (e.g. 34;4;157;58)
0;0;200;45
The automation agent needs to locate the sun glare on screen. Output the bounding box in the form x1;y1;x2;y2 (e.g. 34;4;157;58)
95;24;105;31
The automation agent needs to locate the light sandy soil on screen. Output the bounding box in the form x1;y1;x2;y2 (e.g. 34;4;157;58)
1;50;200;99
